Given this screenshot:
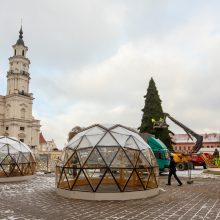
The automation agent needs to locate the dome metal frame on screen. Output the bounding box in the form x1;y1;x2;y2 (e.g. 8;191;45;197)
0;136;36;180
56;124;159;195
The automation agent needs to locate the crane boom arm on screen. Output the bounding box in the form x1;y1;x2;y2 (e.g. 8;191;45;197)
164;113;203;153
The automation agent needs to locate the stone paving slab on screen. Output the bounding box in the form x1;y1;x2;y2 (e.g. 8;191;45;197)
0;174;219;220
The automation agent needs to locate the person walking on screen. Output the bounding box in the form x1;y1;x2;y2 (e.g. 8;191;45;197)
167;155;182;186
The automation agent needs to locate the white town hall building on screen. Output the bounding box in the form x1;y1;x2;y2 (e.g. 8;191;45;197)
0;27;40;148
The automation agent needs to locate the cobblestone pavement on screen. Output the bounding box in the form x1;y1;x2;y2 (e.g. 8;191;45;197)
0;174;220;220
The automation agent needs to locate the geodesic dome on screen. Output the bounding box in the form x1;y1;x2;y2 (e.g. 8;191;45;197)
0;136;36;181
56;124;159;199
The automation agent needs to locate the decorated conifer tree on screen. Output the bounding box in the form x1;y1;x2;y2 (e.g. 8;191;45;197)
139;78;173;151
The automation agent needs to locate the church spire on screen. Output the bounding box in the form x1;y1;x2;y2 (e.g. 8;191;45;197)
7;26;30;95
19;26;23;39
16;26;24;46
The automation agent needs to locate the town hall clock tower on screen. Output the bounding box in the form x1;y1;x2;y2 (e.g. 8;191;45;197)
0;27;40;148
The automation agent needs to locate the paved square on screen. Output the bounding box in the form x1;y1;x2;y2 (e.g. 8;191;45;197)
0;173;220;220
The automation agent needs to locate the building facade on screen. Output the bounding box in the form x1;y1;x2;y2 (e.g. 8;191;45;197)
0;27;40;148
36;132;62;172
173;133;220;153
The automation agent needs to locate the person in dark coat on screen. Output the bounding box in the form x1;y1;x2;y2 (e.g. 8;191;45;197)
167;155;182;186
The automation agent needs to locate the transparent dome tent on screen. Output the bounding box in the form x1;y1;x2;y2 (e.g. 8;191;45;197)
56;124;159;200
0;136;36;182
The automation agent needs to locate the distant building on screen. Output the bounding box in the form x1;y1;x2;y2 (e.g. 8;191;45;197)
0;27;40;148
37;132;62;172
39;132;58;151
173;133;220;153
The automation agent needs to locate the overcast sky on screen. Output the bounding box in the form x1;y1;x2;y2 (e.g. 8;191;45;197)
0;0;220;148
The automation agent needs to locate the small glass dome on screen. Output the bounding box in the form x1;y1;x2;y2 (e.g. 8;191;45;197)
56;124;159;197
0;136;36;180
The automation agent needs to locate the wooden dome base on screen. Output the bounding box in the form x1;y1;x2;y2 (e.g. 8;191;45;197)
0;174;36;183
56;188;159;201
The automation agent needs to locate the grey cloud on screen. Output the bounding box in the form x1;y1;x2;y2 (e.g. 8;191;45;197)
1;1;220;147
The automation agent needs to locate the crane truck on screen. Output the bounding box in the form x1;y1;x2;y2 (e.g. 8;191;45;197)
154;113;206;170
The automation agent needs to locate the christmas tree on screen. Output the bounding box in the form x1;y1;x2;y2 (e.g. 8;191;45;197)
139;78;173;151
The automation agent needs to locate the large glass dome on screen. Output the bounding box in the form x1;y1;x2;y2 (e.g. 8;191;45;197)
0;136;36;181
56;124;159;199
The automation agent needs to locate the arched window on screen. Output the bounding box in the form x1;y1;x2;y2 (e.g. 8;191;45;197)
21;108;25;119
22;50;24;56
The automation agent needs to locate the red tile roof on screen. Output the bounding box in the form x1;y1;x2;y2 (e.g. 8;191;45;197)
39;132;47;144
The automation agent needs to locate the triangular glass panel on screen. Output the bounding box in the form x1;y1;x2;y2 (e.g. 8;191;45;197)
8;145;18;154
124;148;138;167
57;168;65;188
23;153;31;162
111;133;129;147
56;166;62;187
97;146;119;166
141;149;152;165
125;136;139;150
18;163;29;175
86;134;104;147
136;152;151;168
83;148;106;168
111;126;131;135
77;148;93;167
86;126;105;135
133;137;149;150
63;167;79;190
26;163;33;175
30;162;36;174
0;165;6;177
1;155;13;165
0;153;7;164
145;168;158;189
72;170;93;192
150;151;158;166
63;148;75;164
1;164;10;175
110;149;133;168
95;170;121;192
0;144;9;154
65;152;80;168
8;163;16;176
136;168;149;189
29;154;35;163
110;168;133;191
83;168;105;191
141;149;157;166
10;153;20;163
58;168;71;189
9;164;22;177
77;136;92;149
18;153;28;163
124;169;145;191
97;132;120;147
68;137;82;149
153;167;159;182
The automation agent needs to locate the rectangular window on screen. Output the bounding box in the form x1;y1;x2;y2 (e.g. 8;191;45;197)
20;127;25;131
20;139;24;142
5;126;9;130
